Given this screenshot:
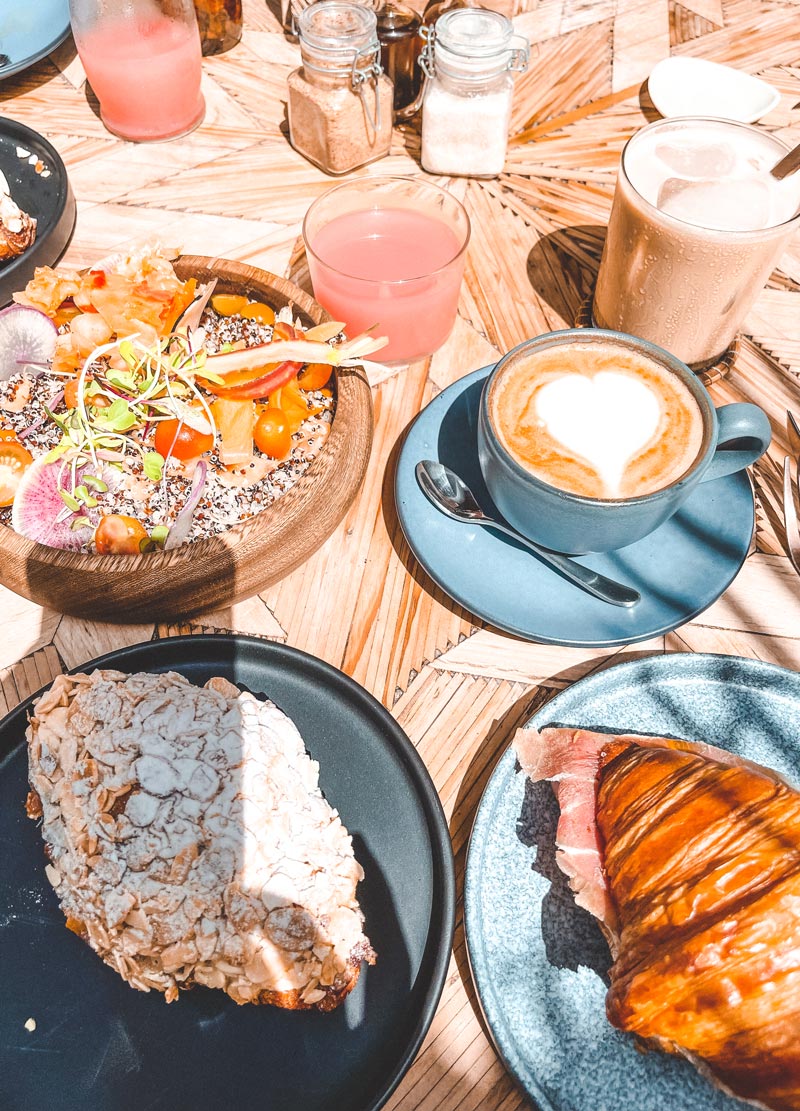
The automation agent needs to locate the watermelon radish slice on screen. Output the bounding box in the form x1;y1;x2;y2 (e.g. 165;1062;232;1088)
11;457;117;551
0;305;58;380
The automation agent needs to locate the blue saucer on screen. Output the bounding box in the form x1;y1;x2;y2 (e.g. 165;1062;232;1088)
394;366;754;647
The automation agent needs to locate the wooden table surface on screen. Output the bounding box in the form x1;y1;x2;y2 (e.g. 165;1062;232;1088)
1;1;799;1107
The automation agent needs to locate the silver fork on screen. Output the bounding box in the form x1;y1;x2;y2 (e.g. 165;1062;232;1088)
784;411;800;574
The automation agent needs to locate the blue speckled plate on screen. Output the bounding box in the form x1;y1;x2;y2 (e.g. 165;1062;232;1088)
465;652;800;1111
394;367;754;647
0;0;71;80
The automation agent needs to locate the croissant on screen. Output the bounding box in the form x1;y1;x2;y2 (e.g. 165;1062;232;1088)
514;726;800;1111
27;670;375;1009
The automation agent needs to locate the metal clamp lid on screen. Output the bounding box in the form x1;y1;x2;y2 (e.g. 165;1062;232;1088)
350;43;386;137
419;18;529;79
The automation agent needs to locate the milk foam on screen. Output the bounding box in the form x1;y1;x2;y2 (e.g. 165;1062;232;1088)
490;341;705;500
625;120;800;232
534;372;661;498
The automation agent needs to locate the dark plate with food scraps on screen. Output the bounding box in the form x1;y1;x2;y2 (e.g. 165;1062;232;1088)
0;633;456;1111
0;117;75;306
0;256;373;623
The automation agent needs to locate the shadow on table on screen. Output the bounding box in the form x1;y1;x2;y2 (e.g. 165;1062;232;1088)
0;39;77;99
379;411;486;630
639;79;664;123
525;224;606;327
81;82;104;126
264;0;290;33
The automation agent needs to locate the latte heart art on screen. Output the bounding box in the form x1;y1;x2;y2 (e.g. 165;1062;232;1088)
535;372;661;497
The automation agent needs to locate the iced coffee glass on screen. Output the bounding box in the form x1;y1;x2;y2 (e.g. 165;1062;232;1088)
592;117;800;369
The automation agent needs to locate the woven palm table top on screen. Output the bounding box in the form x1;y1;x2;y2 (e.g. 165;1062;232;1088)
1;2;799;1108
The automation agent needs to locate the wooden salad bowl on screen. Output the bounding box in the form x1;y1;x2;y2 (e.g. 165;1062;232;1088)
0;256;374;623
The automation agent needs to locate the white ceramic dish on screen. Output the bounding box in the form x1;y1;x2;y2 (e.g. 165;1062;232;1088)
648;56;780;123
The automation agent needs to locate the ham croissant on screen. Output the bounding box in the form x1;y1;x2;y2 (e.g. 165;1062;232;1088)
514;726;800;1111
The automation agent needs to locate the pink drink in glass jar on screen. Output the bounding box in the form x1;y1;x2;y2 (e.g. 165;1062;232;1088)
70;0;205;142
303;177;471;363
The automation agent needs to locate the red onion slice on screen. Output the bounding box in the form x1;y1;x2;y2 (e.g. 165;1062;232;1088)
164;458;208;550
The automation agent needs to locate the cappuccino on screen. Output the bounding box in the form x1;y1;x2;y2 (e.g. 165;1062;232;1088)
488;341;704;500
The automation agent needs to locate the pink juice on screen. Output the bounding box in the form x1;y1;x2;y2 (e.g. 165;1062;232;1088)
307;207;467;362
75;15;204;142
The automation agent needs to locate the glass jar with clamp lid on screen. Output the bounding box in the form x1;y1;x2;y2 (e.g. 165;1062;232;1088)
419;7;529;177
288;1;394;175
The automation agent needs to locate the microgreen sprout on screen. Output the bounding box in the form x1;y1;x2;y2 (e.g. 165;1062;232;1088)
46;329;220;515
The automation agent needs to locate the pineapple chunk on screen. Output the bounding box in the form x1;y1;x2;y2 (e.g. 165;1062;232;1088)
212;398;255;466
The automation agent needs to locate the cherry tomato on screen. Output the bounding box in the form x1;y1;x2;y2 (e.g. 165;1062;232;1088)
154;418;214;461
0;429;20;441
211;293;248;317
64;378;81;409
94;515;149;555
0;440;34;506
298;362;333;391
241;301;275;326
254;407;292;459
273;321;301;342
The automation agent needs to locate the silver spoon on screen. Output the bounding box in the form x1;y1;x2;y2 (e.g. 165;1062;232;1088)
416;460;640;609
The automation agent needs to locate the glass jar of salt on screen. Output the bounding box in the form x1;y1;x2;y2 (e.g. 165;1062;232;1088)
419;7;529;178
287;1;394;176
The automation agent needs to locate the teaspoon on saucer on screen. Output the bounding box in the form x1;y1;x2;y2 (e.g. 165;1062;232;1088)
415;460;641;609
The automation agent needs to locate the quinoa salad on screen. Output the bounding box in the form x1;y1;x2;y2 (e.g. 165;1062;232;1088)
0;245;385;555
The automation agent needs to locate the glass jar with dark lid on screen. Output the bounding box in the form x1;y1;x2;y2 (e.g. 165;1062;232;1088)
193;0;242;55
374;1;422;113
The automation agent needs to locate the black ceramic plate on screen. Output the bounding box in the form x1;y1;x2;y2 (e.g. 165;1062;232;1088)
0;117;75;306
0;0;71;80
0;635;455;1111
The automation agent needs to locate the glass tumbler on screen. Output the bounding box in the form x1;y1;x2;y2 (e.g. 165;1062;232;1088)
69;0;206;142
592;117;800;369
303;175;471;363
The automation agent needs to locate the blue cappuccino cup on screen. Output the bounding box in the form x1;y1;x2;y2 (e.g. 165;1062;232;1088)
476;329;771;555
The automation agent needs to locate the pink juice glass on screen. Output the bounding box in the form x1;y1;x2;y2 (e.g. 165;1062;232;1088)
302;177;471;363
69;0;205;142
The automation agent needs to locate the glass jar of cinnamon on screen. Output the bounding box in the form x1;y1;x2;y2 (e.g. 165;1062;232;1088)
287;1;394;176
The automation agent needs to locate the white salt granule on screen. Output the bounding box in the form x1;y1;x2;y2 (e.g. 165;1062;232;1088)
421;84;511;177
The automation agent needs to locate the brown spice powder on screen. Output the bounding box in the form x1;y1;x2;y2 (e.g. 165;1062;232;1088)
287;67;393;175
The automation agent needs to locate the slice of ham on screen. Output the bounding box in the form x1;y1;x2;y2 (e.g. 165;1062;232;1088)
514;725;800;1111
